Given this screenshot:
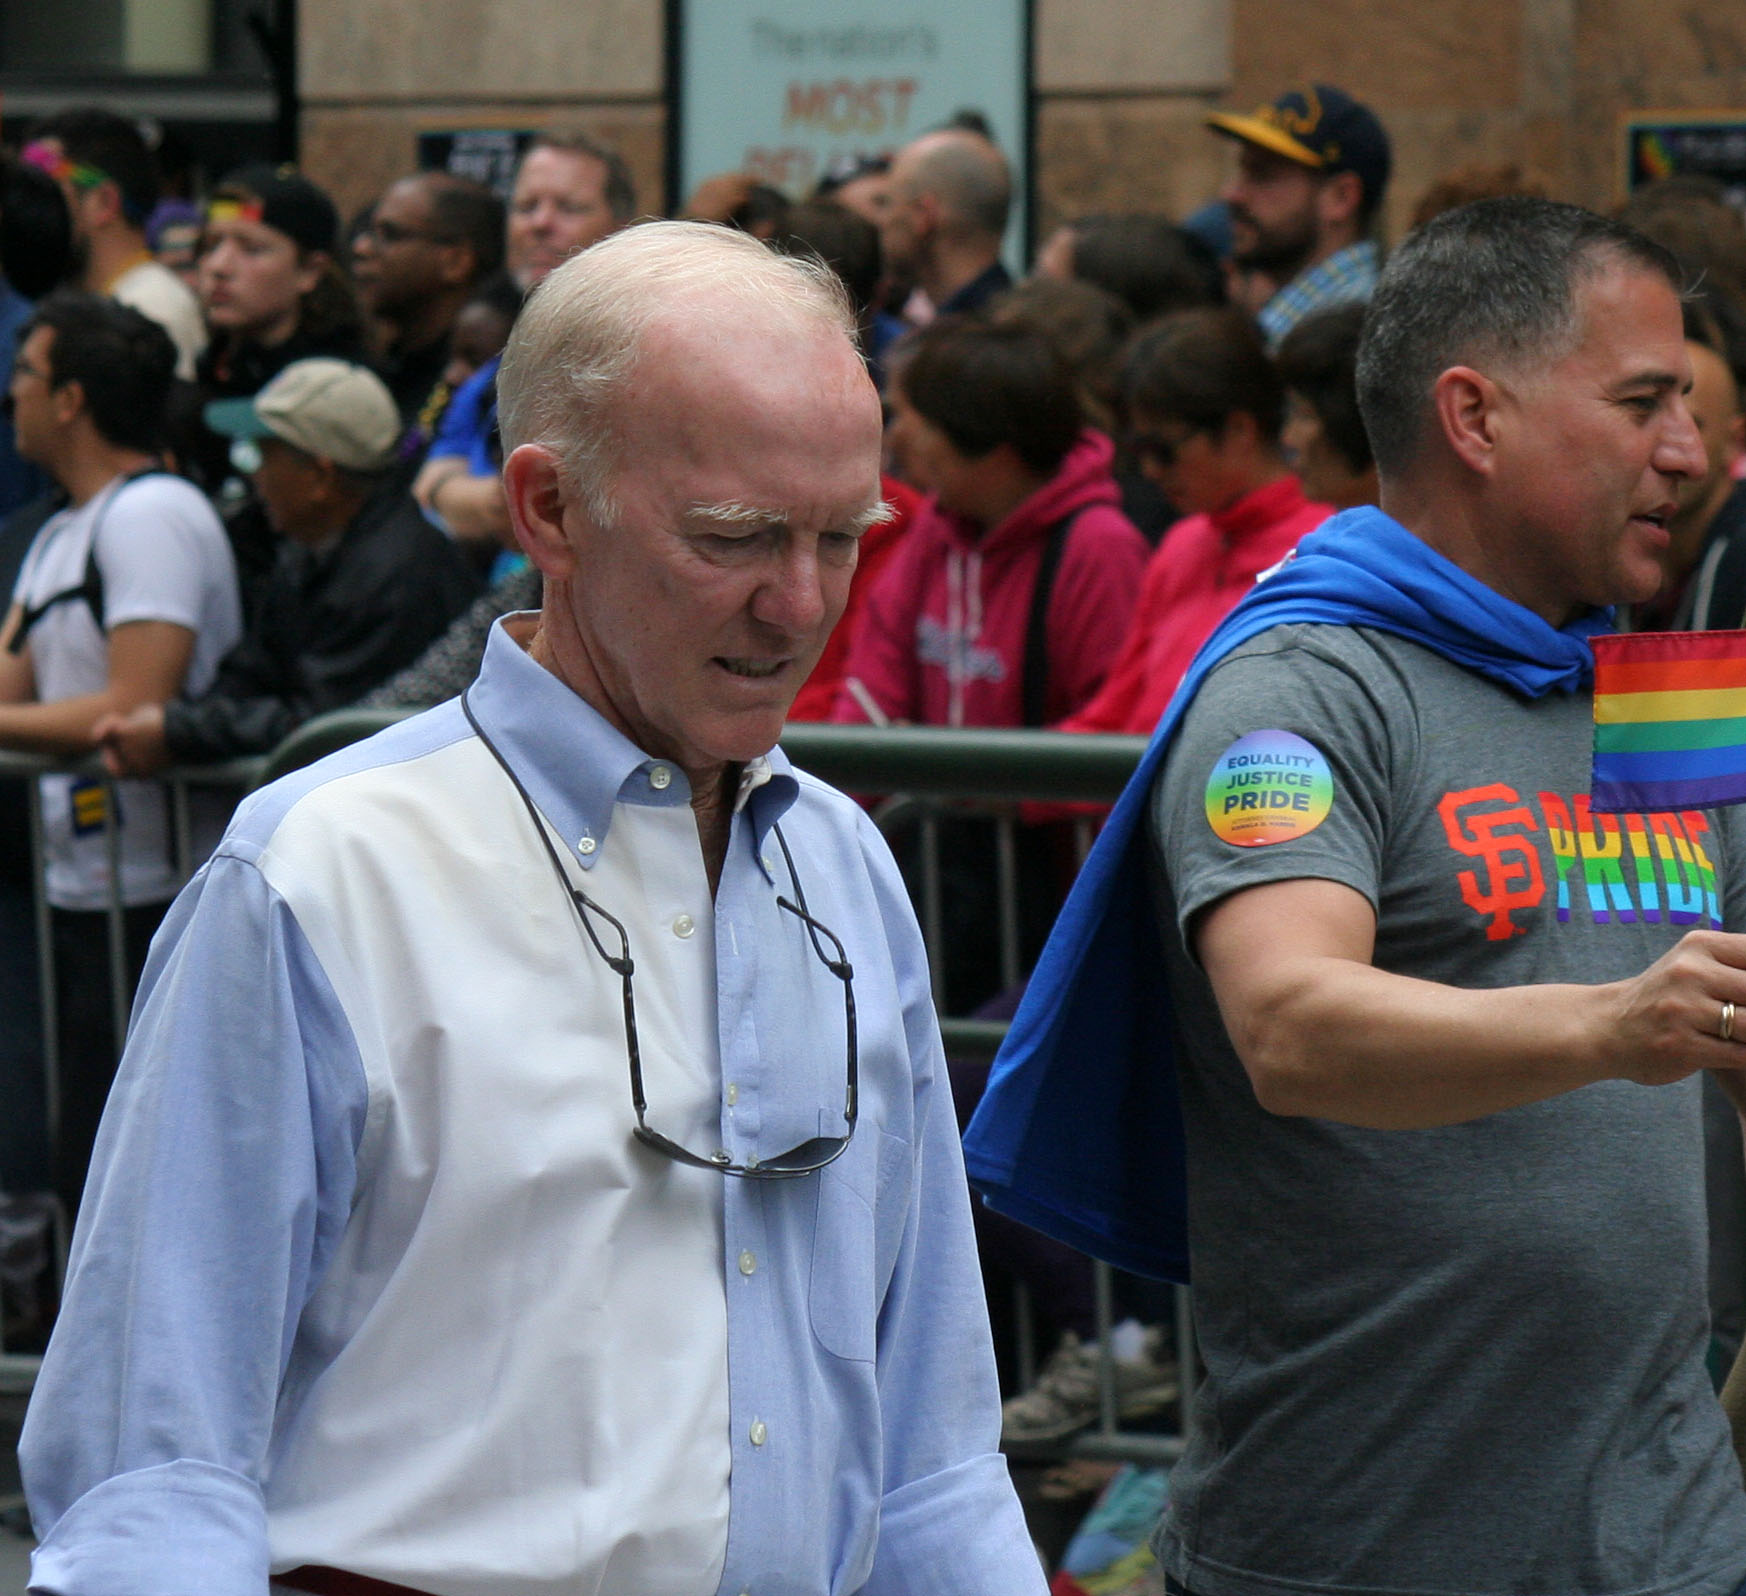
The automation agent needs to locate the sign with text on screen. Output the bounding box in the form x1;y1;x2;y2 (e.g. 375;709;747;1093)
1623;111;1746;212
670;2;1030;265
418;129;538;203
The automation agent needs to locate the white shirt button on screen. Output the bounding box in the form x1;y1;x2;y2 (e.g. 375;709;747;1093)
673;913;695;938
761;853;774;872
738;1250;757;1276
749;1419;767;1446
577;835;596;855
726;1081;738;1106
649;765;671;790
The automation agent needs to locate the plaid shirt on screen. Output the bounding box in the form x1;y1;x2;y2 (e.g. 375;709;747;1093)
1258;240;1380;348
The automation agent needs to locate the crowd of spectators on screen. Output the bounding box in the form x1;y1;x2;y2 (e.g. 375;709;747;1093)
2;80;1746;1452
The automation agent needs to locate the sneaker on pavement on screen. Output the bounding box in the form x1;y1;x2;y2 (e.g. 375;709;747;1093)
1001;1327;1178;1452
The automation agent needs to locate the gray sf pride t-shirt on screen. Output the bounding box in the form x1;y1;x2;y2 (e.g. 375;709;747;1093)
1148;622;1746;1596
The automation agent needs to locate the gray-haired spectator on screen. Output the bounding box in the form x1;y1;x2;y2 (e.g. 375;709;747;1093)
95;357;477;776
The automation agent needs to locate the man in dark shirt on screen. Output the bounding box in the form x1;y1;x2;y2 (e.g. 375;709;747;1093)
94;357;478;771
360;171;504;451
881;128;1012;320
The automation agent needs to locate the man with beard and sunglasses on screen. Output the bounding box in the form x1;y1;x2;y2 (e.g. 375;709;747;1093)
1206;84;1391;349
22;221;1043;1596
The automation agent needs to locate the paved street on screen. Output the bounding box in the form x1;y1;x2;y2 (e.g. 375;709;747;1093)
0;1527;27;1594
2;1394;31;1593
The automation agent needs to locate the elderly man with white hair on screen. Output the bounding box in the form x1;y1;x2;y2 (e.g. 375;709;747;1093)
21;221;1044;1596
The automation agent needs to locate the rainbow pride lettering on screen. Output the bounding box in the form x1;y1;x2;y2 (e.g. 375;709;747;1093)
1439;783;1719;940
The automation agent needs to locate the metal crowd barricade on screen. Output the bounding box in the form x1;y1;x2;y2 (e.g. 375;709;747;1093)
2;714;1192;1463
0;748;261;1398
0;749;261;1179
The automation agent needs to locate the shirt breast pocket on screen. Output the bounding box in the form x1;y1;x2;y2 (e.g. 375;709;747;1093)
808;1127;911;1362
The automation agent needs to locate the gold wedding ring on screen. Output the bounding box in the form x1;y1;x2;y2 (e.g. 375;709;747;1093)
1724;1001;1737;1044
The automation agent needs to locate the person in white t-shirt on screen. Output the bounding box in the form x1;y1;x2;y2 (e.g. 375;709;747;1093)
0;290;240;1218
25;109;206;379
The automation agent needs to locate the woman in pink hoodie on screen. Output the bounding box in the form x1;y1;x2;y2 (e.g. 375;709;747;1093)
833;317;1148;729
1064;306;1334;736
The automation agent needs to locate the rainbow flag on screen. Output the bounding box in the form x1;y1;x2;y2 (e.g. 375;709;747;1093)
1592;630;1746;812
1635;130;1677;183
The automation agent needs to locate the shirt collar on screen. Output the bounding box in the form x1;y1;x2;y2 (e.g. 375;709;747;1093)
1324;239;1377;273
467;616;800;873
937;260;1013;316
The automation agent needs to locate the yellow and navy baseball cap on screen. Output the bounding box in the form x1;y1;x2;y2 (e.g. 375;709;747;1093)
1207;85;1391;212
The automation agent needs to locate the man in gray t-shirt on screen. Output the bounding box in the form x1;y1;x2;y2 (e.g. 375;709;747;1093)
1147;199;1746;1596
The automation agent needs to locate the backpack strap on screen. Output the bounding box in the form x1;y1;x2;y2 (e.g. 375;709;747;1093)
1020;512;1078;728
7;466;167;655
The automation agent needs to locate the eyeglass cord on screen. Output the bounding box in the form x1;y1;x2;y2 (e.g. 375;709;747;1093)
461;686;634;976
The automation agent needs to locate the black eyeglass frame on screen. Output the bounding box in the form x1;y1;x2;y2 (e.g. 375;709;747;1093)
462;689;858;1181
1125;420;1217;470
367;216;462;248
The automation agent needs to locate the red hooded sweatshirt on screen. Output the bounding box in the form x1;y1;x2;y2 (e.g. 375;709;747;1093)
832;430;1148;728
788;474;921;722
1062;475;1331;735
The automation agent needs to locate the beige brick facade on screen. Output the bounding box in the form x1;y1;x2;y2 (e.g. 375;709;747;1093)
298;0;1746;252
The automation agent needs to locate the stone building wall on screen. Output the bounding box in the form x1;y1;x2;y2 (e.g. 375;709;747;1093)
299;0;1746;252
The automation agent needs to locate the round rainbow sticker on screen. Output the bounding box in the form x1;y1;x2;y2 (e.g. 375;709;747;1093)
1204;730;1333;847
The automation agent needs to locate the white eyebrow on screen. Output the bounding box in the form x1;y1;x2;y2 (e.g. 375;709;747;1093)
848;499;898;534
686;498;897;534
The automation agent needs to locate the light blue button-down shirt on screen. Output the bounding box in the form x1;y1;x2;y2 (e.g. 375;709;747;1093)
22;621;1043;1596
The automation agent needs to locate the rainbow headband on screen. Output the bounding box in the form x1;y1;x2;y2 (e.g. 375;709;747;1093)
205;197;266;227
21;140;108;192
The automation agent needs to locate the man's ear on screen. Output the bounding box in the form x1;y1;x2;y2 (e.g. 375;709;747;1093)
294;249;328;300
502;443;580;578
1214;409;1259;458
50;377;85;429
88;179;125;230
1724;409;1746;473
310;454;345;504
1315;170;1363;232
1431;365;1504;475
437;241;475;290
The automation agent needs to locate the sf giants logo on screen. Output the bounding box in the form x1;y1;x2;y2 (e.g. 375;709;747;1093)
1437;784;1544;941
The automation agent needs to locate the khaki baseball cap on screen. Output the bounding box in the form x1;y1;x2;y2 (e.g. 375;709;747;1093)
204;358;402;472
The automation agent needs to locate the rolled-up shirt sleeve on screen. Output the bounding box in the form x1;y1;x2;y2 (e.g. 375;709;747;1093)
21;846;369;1596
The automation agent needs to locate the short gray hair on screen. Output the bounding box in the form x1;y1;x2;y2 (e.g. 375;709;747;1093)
1355;196;1685;478
496;220;855;523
